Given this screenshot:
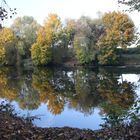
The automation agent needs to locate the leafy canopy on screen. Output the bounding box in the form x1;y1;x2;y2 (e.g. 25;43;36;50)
31;14;62;65
97;11;135;65
0;28;16;65
11;16;40;58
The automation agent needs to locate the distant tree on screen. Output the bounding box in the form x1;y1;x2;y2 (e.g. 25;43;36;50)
11;16;40;60
97;11;135;65
118;0;140;12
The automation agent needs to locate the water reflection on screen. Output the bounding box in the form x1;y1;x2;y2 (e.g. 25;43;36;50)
0;66;139;129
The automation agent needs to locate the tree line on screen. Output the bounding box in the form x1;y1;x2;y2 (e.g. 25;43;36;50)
0;11;137;66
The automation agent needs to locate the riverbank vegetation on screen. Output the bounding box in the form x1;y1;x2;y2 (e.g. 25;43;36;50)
0;11;139;67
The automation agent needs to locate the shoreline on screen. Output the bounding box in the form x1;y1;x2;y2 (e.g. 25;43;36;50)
0;111;140;140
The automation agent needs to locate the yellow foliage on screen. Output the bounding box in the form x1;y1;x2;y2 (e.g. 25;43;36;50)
97;11;135;65
37;27;46;45
31;13;62;65
0;28;16;65
0;28;15;45
0;46;6;64
102;11;134;48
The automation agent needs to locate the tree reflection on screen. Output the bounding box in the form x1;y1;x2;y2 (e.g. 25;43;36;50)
0;68;40;110
68;68;102;115
98;68;136;127
0;68;18;101
17;81;40;110
0;66;138;125
98;68;135;109
32;68;65;115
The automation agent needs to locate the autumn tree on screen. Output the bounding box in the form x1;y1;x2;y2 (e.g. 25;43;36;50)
97;11;135;65
31;14;62;65
118;0;140;47
0;28;16;65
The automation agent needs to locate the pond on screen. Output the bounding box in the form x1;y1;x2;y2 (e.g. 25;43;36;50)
0;66;140;130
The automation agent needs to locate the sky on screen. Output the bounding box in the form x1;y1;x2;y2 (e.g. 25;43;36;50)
2;0;140;30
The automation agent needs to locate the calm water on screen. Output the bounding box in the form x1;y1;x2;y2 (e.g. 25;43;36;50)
0;66;140;130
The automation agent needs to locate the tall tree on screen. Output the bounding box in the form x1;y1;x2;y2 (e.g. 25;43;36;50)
11;16;40;59
73;16;104;64
31;13;62;65
97;11;135;65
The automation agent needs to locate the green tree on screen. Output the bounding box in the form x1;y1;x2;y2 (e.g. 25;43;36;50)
97;11;135;65
73;16;104;64
11;16;40;62
51;19;76;63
